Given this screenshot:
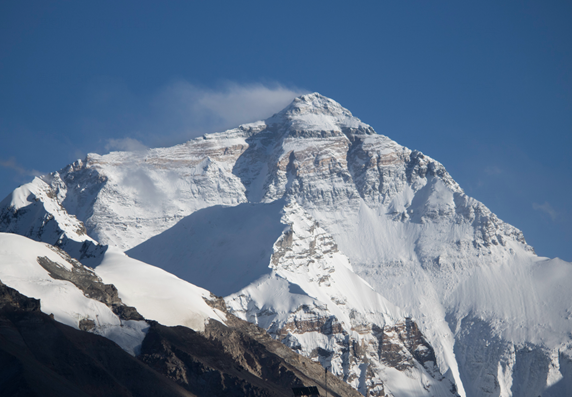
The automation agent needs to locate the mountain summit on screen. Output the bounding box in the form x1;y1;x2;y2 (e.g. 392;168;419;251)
266;92;373;134
1;94;571;397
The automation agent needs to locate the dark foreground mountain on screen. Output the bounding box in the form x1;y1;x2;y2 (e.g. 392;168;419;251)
0;280;193;397
140;300;361;397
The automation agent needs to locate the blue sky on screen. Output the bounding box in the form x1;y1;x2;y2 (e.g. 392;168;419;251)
1;1;570;260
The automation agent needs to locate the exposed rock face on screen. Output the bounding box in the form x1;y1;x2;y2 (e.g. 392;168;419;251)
0;280;40;312
138;301;362;397
139;322;359;397
212;304;365;397
36;249;143;321
379;319;437;371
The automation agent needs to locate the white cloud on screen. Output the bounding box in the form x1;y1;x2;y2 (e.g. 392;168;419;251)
149;81;307;142
0;157;42;177
533;201;558;221
121;168;165;207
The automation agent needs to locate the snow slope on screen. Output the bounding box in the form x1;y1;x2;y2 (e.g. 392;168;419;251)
95;247;227;331
127;200;286;296
0;233;147;355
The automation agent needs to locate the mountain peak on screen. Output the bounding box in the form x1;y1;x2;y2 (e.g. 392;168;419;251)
284;92;349;115
266;92;373;135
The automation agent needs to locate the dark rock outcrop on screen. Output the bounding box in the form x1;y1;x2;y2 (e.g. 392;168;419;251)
0;280;40;313
36;252;143;321
138;299;362;397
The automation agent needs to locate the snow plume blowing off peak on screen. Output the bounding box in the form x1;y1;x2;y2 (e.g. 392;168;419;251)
89;81;308;154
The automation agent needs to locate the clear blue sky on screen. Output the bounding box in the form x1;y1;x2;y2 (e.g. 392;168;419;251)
1;1;571;260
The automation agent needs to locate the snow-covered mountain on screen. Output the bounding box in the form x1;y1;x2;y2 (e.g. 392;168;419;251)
1;93;571;397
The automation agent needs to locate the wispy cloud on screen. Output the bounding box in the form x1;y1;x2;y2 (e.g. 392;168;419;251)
484;165;502;175
533;201;558;221
121;168;165;207
0;157;43;177
152;81;307;137
79;80;307;153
